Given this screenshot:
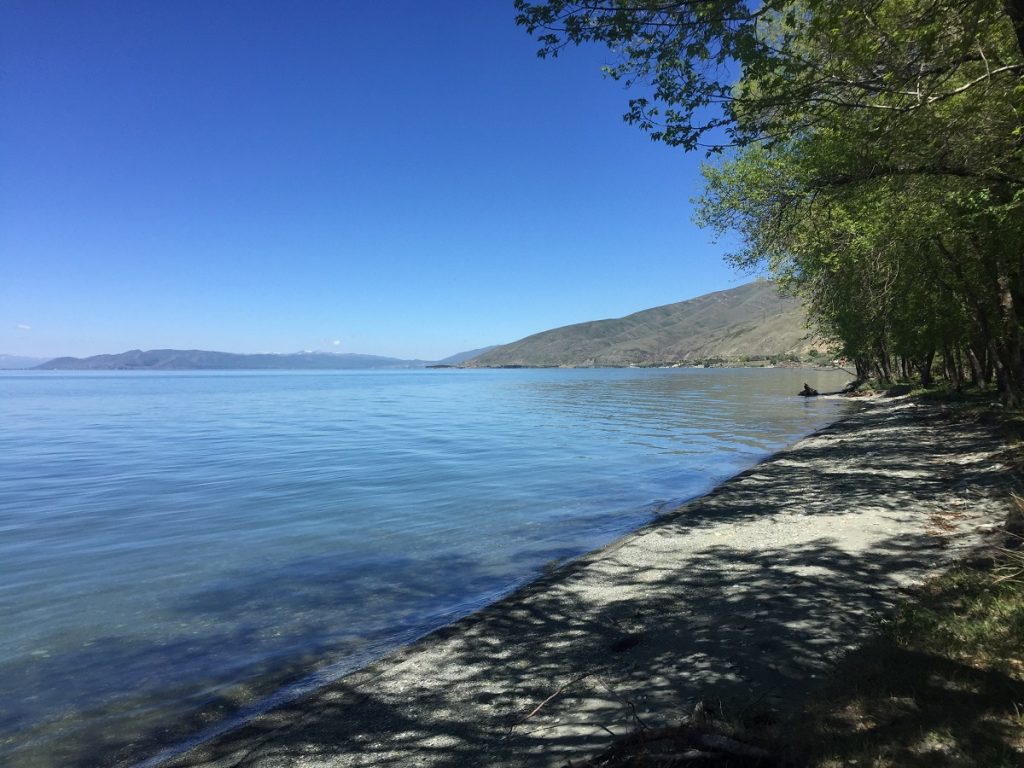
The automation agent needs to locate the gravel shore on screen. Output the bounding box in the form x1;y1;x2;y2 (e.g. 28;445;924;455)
157;397;1016;768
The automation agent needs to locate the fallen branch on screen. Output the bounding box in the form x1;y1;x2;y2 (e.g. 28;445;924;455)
506;671;596;737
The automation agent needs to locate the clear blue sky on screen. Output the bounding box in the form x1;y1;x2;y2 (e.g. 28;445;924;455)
1;0;742;360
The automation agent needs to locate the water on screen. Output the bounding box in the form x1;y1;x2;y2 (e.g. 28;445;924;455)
0;367;852;766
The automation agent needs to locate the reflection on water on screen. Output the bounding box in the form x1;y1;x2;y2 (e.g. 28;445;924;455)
0;367;852;766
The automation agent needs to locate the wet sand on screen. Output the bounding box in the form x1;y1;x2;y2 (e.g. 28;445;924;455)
156;397;1016;768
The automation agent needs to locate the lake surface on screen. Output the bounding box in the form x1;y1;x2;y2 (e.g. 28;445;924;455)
0;367;852;767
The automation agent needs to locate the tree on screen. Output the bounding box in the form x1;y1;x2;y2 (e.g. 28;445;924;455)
515;1;1024;148
517;0;1024;402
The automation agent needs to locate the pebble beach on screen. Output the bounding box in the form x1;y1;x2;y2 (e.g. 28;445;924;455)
155;396;1015;768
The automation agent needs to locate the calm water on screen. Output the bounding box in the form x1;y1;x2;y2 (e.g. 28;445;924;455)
0;367;852;767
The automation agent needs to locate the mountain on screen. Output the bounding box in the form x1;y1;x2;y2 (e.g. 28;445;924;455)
0;354;48;369
34;350;428;371
463;281;818;368
432;346;499;366
25;284;814;371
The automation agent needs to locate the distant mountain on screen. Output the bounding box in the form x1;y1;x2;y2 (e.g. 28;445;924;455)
34;350;428;371
463;282;818;368
0;354;48;369
26;285;815;371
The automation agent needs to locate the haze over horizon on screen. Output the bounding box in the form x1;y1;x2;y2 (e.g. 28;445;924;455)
2;1;741;361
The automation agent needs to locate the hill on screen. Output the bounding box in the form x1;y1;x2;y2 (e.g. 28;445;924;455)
432;346;498;366
0;354;48;369
463;282;818;368
34;350;428;371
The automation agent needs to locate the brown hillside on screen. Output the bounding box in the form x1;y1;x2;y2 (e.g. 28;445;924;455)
464;281;817;367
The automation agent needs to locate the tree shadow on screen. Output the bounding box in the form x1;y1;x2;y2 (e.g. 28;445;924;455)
125;400;1018;767
6;399;1011;767
798;643;1024;767
2;547;573;768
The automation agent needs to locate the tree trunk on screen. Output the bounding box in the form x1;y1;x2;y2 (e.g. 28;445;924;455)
899;356;911;380
855;357;871;381
1004;0;1024;60
918;350;935;387
997;276;1024;406
876;339;892;382
943;346;956;384
967;345;987;389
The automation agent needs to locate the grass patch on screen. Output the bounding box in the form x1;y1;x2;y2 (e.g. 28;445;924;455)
847;379;1003;403
787;559;1024;767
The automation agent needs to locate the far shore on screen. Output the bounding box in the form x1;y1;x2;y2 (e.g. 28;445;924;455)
154;396;1013;768
458;361;849;370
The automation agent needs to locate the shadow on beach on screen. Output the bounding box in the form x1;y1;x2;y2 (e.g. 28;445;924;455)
131;399;1019;768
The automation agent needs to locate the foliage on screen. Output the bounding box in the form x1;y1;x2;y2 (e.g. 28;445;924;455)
515;1;1024;148
516;0;1024;403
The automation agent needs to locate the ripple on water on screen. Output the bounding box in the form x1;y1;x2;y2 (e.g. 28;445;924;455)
0;367;853;767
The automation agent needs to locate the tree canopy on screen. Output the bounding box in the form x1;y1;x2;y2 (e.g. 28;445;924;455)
516;0;1024;403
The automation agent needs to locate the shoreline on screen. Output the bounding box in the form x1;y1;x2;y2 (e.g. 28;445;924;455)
152;396;1014;768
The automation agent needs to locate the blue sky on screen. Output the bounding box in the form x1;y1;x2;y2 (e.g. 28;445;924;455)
1;1;742;360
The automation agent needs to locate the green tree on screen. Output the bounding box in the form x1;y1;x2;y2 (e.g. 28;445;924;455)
515;1;1024;148
517;0;1024;402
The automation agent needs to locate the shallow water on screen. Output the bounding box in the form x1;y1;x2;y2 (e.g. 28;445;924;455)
0;367;852;766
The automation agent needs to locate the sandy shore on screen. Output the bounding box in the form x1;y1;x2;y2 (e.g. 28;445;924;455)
156;397;1015;768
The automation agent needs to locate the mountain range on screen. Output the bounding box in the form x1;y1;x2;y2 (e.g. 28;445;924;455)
0;354;48;369
21;282;815;371
34;350;428;371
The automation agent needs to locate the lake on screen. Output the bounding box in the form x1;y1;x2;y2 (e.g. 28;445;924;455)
0;367;852;767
